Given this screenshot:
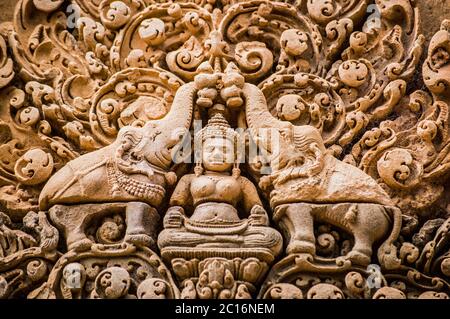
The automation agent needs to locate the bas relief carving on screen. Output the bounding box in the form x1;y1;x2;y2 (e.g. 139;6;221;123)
0;0;449;299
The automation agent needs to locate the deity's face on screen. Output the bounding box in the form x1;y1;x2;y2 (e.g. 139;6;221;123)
202;137;234;172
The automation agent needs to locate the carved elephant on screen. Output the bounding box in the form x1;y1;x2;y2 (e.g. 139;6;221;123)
38;82;198;250
242;82;402;266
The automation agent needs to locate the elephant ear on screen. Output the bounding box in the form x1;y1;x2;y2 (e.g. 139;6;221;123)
113;126;151;174
115;125;144;156
279;125;295;143
292;125;327;154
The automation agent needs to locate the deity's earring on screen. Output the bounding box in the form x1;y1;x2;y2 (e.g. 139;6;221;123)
194;160;203;177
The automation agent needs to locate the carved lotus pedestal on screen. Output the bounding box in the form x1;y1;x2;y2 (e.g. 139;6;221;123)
171;257;270;299
161;252;273;299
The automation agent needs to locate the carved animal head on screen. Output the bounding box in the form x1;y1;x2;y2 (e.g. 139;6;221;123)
111;82;198;175
133;123;188;171
242;82;327;174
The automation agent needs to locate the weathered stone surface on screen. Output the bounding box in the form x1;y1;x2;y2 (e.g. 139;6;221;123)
0;0;449;299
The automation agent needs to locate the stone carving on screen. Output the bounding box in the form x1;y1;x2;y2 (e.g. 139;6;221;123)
0;211;58;298
0;0;448;299
158;112;282;298
38;79;196;250
244;79;401;267
158;113;281;254
28;243;179;299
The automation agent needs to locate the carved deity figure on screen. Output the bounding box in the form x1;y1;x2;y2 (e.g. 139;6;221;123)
157;113;282;257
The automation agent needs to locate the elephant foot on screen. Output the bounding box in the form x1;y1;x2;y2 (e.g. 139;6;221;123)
287;239;316;256
68;238;94;252
345;250;371;266
125;233;156;250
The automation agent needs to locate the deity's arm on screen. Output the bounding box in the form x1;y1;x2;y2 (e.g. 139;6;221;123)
169;174;193;210
163;174;194;228
239;176;264;217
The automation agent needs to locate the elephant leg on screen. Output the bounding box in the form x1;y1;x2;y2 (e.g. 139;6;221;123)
346;231;373;266
49;204;93;252
278;203;316;256
345;204;390;267
124;202;160;250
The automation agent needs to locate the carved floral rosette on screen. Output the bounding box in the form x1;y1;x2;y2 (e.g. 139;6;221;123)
0;0;449;299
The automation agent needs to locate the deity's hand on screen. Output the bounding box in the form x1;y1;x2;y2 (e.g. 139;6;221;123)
163;206;185;228
249;205;269;226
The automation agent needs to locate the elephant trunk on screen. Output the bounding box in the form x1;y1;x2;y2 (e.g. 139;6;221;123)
242;83;291;149
156;82;196;137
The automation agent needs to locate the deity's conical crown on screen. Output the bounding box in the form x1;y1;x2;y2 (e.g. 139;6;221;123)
195;113;238;144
